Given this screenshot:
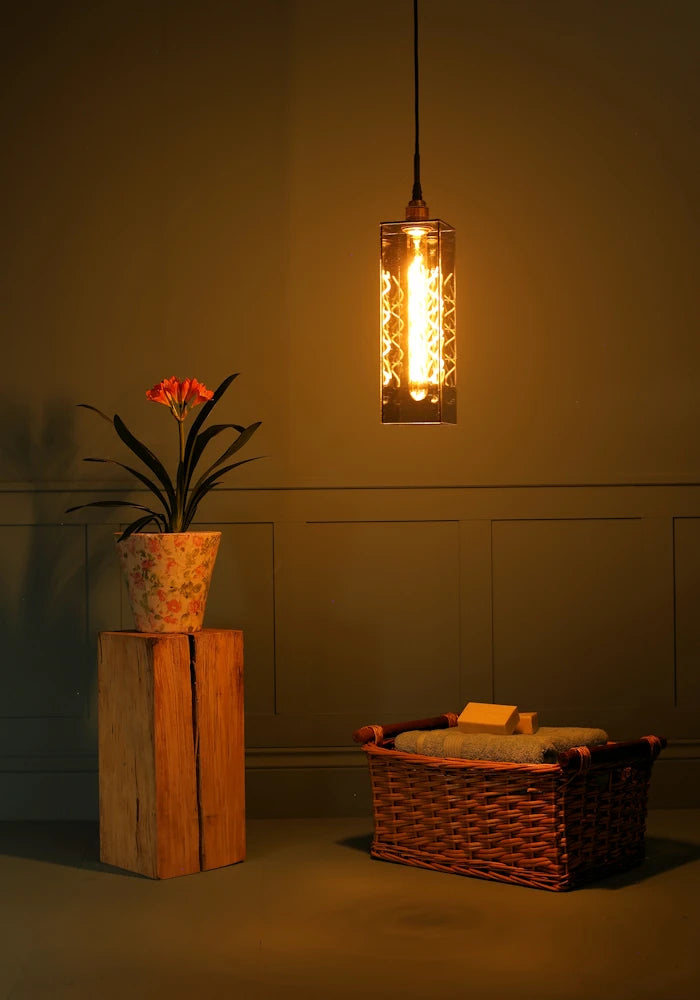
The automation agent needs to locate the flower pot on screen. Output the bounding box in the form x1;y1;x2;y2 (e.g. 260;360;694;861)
115;531;221;633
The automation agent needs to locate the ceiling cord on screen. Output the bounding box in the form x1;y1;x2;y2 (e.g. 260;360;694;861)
411;0;422;203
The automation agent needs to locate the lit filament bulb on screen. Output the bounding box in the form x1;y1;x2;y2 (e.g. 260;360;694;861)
407;230;439;402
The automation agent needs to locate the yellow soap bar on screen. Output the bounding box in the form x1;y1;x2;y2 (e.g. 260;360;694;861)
458;702;519;735
514;711;539;734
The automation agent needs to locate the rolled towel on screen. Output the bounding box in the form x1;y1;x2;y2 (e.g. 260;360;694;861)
536;727;608;752
394;728;558;764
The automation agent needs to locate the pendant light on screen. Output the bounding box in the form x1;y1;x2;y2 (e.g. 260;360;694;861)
380;0;456;424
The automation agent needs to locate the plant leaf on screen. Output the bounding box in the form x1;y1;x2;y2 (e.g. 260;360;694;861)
182;455;262;528
83;457;170;515
118;514;164;541
186;373;239;447
77;403;113;424
182;374;239;484
188;422;262;497
113;414;176;513
188;422;246;481
182;480;223;530
65;500;165;514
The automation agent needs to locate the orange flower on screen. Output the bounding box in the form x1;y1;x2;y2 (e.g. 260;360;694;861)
146;377;213;421
167;598;181;612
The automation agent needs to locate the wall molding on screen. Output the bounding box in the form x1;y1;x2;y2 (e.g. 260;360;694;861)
1;742;698;820
3;483;700;526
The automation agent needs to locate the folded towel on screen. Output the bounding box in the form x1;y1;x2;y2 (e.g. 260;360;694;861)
394;725;609;764
394;729;558;763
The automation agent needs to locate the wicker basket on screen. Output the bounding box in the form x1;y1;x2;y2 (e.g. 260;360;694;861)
352;713;666;891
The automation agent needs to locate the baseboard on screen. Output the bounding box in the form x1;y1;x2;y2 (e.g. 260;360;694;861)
647;742;700;808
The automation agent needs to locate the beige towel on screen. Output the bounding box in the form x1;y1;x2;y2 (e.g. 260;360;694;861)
394;729;558;763
394;725;609;764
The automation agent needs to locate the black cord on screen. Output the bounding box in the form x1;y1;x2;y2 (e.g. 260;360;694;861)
411;0;422;202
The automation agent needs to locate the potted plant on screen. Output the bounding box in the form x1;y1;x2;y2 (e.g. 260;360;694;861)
66;374;261;633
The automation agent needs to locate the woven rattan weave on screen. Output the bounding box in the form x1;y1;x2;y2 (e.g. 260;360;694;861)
353;714;665;891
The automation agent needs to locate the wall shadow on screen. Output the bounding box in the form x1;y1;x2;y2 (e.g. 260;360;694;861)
0;820;145;878
0;395;112;741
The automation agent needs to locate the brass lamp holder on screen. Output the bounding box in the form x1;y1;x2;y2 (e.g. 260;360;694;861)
405;199;430;221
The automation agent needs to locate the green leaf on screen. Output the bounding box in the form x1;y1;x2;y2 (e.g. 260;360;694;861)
182;374;239;485
188;422;246;481
83;458;170;516
117;514;164;541
65;500;165;514
181;480;223;530
187;373;239;445
188;422;262;497
77;403;113;424
113;414;176;514
182;455;262;528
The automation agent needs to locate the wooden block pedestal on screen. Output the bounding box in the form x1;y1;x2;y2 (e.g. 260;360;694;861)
98;628;245;879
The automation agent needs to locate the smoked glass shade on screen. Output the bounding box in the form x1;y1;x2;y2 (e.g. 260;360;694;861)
380;218;456;423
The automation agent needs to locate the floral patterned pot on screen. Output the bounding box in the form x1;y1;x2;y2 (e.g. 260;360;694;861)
115;531;221;633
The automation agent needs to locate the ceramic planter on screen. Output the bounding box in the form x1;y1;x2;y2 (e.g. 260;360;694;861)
115;531;221;633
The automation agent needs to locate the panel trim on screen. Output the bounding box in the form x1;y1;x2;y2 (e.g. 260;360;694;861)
1;741;699;818
5;483;700;526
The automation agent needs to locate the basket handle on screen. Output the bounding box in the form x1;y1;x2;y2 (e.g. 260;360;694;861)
352;713;458;747
558;735;666;773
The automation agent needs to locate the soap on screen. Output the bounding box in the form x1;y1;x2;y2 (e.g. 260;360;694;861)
514;711;539;734
457;702;519;735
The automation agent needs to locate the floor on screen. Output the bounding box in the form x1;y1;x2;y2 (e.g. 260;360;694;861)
1;811;698;1000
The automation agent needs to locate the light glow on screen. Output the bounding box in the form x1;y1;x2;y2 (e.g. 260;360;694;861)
407;233;441;401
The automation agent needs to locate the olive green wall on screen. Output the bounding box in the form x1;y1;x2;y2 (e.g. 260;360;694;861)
2;0;699;817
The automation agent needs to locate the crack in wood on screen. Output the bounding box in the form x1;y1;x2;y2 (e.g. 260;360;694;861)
188;634;204;870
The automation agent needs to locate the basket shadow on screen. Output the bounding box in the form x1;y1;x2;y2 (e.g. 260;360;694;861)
337;833;700;890
337;833;374;854
584;835;700;890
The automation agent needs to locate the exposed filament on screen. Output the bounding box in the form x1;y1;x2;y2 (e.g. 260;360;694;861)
407;235;441;401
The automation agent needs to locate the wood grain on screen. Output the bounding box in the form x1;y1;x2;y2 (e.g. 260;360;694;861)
151;635;200;878
98;632;159;877
194;629;246;870
98;629;244;878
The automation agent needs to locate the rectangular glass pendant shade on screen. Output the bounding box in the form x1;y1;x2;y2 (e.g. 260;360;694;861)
380;218;456;424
